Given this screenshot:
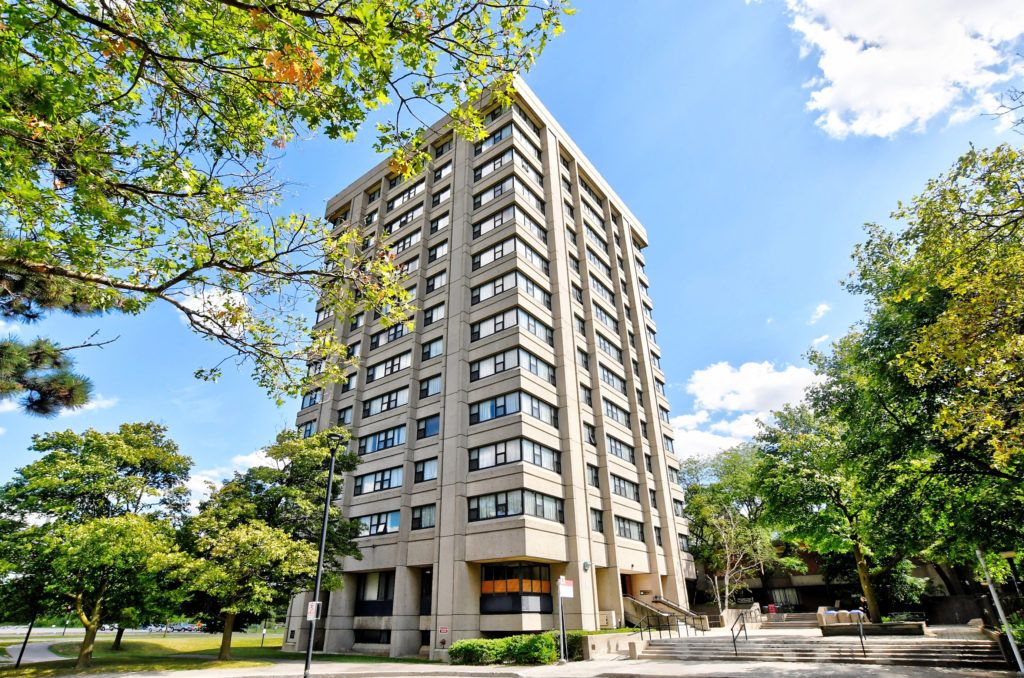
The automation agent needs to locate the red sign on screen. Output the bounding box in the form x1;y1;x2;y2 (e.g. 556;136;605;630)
438;626;449;634
768;603;776;614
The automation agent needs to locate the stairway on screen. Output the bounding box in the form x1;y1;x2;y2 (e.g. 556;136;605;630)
639;635;1007;669
760;612;820;629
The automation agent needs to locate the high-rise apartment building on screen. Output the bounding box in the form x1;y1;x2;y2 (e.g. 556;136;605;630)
283;79;695;659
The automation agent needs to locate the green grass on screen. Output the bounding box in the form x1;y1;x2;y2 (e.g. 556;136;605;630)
0;633;435;676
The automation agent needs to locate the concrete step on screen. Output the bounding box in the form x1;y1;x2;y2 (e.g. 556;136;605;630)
760;622;820;629
640;637;1006;669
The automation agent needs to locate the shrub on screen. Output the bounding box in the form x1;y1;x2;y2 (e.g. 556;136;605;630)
449;638;499;665
448;633;558;665
510;632;557;664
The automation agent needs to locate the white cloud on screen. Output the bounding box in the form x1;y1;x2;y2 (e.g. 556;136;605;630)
0;427;6;435
0;319;22;335
808;303;831;324
188;448;275;508
58;394;118;418
177;288;248;337
779;0;1024;138
709;412;767;438
0;400;18;413
812;333;830;346
765;317;774;325
671;361;819;459
670;410;710;431
687;361;821;413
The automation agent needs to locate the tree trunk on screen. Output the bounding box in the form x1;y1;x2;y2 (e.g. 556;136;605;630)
219;612;236;660
112;626;126;651
76;622;100;669
934;563;963;597
852;542;881;623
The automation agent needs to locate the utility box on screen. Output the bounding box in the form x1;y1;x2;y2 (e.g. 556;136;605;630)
598;611;617;629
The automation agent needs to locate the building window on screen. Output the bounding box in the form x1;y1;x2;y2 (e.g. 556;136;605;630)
663;436;675;454
366;351;412;383
337;406;352;426
390;229;421;254
434;137;452;157
357;511;401;536
606;435;635;464
298;420;316;438
433;161;452;182
598;334;623;363
615;516;645;542
649;488;658;509
431;185;450;207
592;301;618;332
659;407;671;423
468;489;564;523
469;438;560;473
423;302;445;326
301;389;321;409
575;315;586;336
470;270;551;309
673;499;686;518
362;387;409;417
354;629;392;643
572;284;583;303
645;454;653;473
411;504;436;530
414;457;438;482
611;474;640;502
417;415;440;439
603;399;631;427
428;240;448;262
340;372;357;393
421;337;443;361
469;391;557;427
599;364;627;394
350;313;364;330
384;203;424;234
577;348;590;371
355;571;395;616
678;534;691;552
587;464;600;487
426;270;447;293
654;526;663;547
579;384;593;407
569;255;580;274
472;204;547;243
430;212;449;233
590;509;604;533
470;347;556;385
366;187;381;203
470;306;554;346
386;179;424;212
479;562;552;614
584;423;597;445
370;323;406;350
419;375;441;398
358;425;406;455
353;466;404;496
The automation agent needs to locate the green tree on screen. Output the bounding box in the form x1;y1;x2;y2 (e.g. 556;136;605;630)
0;422;191;668
680;445;801;614
0;0;571;414
180;429;359;659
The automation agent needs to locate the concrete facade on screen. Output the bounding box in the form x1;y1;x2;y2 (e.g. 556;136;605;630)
283;80;695;659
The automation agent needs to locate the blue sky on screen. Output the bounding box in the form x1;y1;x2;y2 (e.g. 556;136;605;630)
3;1;1023;489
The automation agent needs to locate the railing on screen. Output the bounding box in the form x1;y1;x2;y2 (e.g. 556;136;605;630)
730;611;749;657
634;614;690;641
856;611;867;658
652;595;708;634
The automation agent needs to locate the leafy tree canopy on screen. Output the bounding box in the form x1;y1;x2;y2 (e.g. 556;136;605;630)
0;0;571;413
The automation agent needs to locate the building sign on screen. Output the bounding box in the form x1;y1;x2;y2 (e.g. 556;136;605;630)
558;577;574;598
438;626;448;634
306;601;322;621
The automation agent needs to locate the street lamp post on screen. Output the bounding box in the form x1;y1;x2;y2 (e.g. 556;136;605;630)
303;432;345;678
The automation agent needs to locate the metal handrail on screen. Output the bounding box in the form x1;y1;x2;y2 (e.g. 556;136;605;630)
855;612;867;657
730;611;748;657
652;595;708;634
633;614;687;641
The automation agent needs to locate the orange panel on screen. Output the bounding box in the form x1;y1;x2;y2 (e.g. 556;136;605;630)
507;579;519;592
481;581;493;594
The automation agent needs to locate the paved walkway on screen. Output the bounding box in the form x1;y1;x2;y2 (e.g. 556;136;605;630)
0;639;64;665
16;657;1016;678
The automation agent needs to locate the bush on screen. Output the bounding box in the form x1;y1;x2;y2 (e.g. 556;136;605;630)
449;638;499;665
448;633;558;665
510;633;557;664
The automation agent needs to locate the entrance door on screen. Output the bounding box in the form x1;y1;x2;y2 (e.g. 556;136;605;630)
620;573;633;597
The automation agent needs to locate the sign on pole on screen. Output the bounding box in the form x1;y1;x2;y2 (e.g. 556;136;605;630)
559;578;574;598
306;601;322;621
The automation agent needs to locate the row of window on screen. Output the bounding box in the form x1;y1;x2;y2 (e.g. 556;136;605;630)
469;390;558;427
467;489;564;523
470;347;556;385
471;270;551;309
472;236;549;276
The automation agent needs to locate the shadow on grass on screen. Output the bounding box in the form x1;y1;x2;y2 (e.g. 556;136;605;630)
194;646;437;663
0;657;268;678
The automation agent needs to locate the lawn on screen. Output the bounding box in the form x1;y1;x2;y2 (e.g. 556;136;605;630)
0;635;273;677
0;633;435;677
